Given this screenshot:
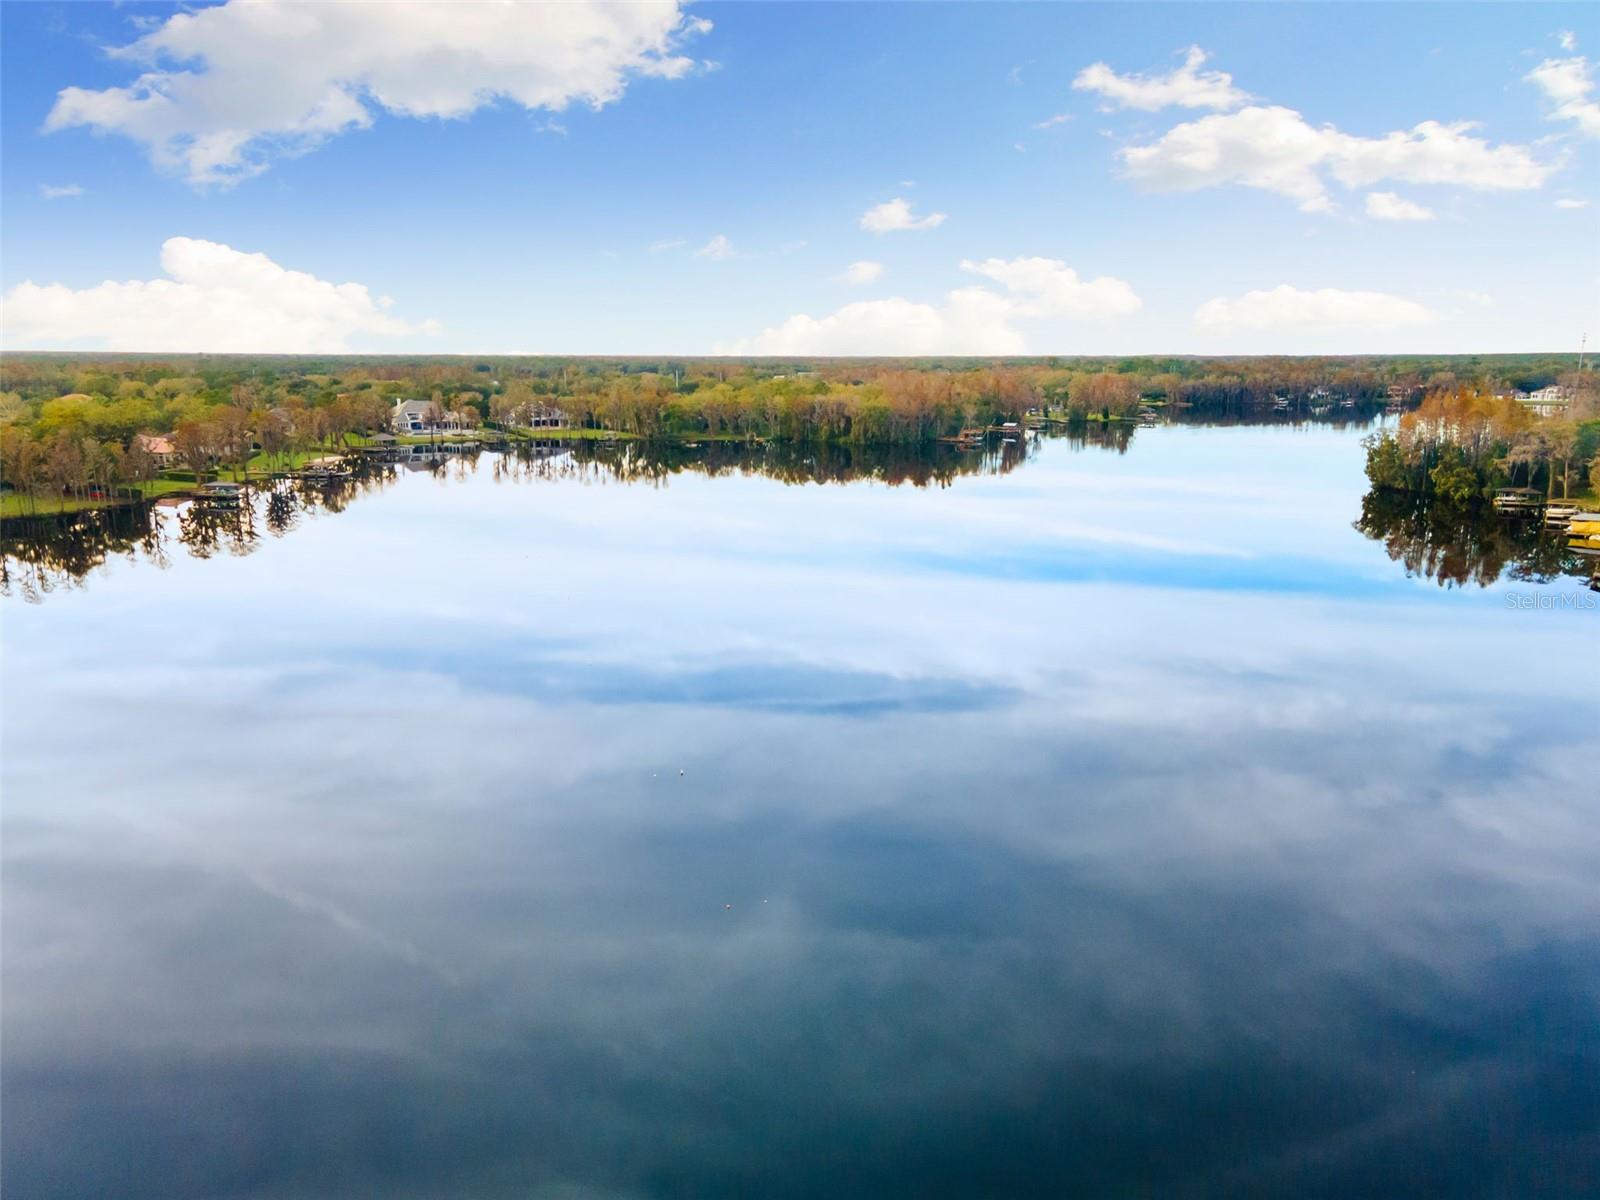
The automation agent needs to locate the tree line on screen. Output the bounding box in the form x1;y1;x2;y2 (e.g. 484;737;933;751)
1363;384;1600;505
2;353;1593;513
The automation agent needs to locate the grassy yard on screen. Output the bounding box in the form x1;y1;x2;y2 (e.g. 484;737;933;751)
217;448;335;479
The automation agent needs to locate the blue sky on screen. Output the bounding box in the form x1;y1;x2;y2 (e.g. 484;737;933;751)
1;1;1596;355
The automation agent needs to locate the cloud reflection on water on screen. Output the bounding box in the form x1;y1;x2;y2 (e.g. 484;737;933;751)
3;426;1596;1197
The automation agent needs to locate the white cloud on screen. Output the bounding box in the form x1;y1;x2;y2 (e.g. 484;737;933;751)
719;256;1139;354
1121;105;1552;212
860;197;947;233
695;234;736;260
1194;285;1434;335
1364;191;1435;221
1559;31;1578;53
1034;113;1072;130
43;0;711;185
959;256;1141;317
38;183;84;199
838;260;885;285
1554;197;1590;209
716;289;1024;356
648;238;687;254
1073;46;1249;112
1;237;437;352
1525;56;1600;138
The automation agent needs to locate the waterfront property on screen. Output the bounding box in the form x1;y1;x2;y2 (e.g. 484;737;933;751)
515;402;569;429
391;399;434;433
132;433;178;468
392;399;426;433
1491;487;1546;512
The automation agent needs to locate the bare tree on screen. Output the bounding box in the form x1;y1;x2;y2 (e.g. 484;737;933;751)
173;420;218;485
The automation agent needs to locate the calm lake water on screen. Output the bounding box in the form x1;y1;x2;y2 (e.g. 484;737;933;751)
3;423;1597;1198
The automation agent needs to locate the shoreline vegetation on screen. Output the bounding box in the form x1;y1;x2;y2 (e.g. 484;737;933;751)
2;351;1591;520
0;434;1055;599
1356;384;1600;589
2;354;1595;596
1362;385;1600;506
5;419;1598;602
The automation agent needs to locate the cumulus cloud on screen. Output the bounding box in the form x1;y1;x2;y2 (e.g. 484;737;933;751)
1525;55;1600;138
695;234;736;260
1073;46;1249;112
860;197;947;233
1;237;437;352
1194;285;1434;335
1554;197;1589;209
39;183;85;199
839;260;885;285
1121;105;1551;212
43;0;711;185
716;290;1024;356
1364;191;1435;221
959;256;1142;317
718;256;1139;355
1558;31;1577;53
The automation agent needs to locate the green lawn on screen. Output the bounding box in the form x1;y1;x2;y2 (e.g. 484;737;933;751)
514;426;637;441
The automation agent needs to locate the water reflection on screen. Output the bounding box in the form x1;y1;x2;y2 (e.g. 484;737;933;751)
1;467;400;602
6;419;1594;602
0;429;1080;601
3;422;1596;1198
1355;488;1595;589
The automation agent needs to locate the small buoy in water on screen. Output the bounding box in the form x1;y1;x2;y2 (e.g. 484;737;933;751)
724;903;732;910
679;769;685;777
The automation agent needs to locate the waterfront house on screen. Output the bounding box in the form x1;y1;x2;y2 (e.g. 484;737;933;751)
133;433;178;467
513;401;568;429
391;399;435;433
1515;386;1571;418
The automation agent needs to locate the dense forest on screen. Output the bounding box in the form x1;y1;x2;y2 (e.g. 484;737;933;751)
1;351;1594;516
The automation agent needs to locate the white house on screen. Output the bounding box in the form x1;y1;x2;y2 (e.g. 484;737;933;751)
391;399;434;433
1515;385;1571;417
518;402;568;429
393;398;487;433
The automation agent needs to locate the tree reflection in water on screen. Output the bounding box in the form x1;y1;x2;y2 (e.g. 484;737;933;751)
1;465;401;601
1354;487;1594;589
11;423;1590;600
3;434;1075;598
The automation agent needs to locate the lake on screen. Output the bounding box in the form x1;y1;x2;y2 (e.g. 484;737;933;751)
3;422;1596;1198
